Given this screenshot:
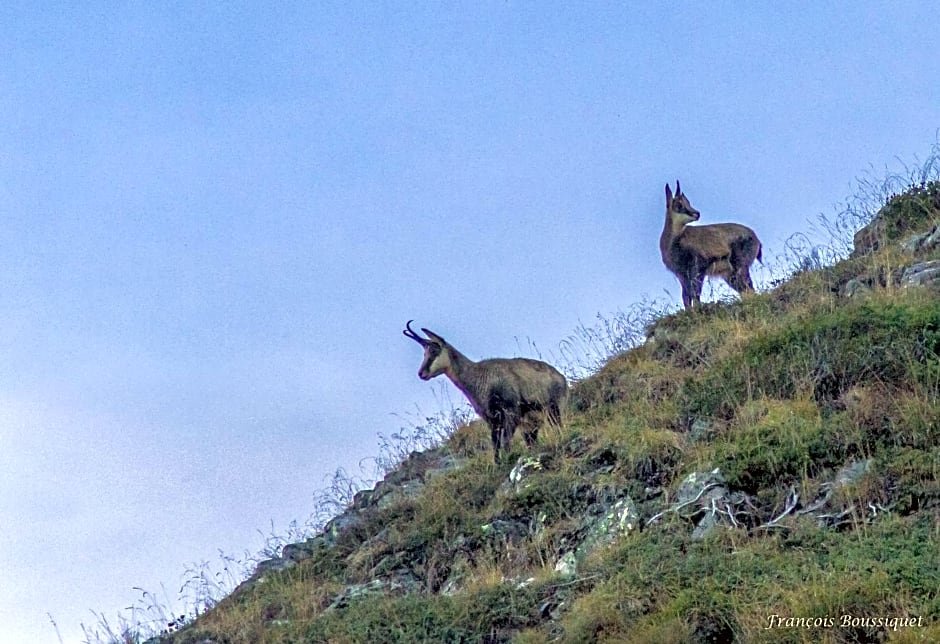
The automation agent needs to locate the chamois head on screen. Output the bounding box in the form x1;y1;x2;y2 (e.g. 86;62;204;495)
403;320;453;380
665;180;700;226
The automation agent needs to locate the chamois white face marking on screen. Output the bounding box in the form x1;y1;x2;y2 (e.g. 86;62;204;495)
419;343;451;380
670;192;701;225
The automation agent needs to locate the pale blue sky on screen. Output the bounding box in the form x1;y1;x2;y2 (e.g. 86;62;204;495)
1;3;938;642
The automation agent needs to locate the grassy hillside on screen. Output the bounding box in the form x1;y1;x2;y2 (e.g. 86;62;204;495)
150;175;940;643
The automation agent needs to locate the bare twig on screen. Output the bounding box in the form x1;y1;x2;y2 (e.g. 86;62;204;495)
723;502;739;528
797;483;833;516
549;574;601;590
646;482;724;526
756;487;800;530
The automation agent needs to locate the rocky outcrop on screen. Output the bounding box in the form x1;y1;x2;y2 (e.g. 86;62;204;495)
844;191;940;295
852;180;940;257
231;447;467;597
645;469;753;539
900;259;940;288
900;223;940;253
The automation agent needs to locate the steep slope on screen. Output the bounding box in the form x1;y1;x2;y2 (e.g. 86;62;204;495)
166;180;940;643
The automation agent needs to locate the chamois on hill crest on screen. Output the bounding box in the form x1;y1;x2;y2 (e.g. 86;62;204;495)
661;180;763;308
403;321;568;463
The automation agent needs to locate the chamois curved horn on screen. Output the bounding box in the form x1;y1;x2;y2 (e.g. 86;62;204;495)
403;320;427;345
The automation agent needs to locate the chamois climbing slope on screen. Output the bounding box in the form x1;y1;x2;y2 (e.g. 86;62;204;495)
168;180;940;643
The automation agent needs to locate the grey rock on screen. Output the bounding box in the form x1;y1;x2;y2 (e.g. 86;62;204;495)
255;557;296;575
901;260;940;288
554;551;577;577
230;554;298;596
440;577;462;596
374;452;466;509
901;231;929;253
691;509;720;540
379;478;426;506
351;488;374;509
502;455;543;495
673;469;742;539
424;455;467;480
901;224;940;253
281;537;326;563
835;459;873;487
840;278;872;298
327;570;421;610
552;495;640;579
923;225;940;249
323;510;364;542
677;469;726;504
689;418;713;443
328;579;390;609
852;219;885;257
481;518;530;543
440;555;470;596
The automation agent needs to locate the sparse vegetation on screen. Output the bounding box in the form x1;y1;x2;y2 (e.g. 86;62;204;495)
79;141;940;643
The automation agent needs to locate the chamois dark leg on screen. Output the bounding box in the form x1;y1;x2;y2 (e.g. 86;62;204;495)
727;247;755;293
726;269;753;294
489;422;502;463
500;414;517;459
520;412;539;447
680;279;694;308
547;399;562;427
488;408;517;463
682;269;705;308
729;240;759;293
739;268;755;292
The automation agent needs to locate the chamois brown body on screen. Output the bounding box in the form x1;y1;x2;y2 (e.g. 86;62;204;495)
661;181;762;308
404;321;568;463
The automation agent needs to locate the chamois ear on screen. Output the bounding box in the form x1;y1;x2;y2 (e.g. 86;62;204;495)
421;328;447;344
665;182;673;202
403;320;429;346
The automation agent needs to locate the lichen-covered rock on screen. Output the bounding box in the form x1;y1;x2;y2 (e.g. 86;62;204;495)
553;551;577;577
835;459;873;487
327;570;421;610
553;496;640;577
658;469;754;539
689;418;714;443
503;455;543;494
586;497;640;543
